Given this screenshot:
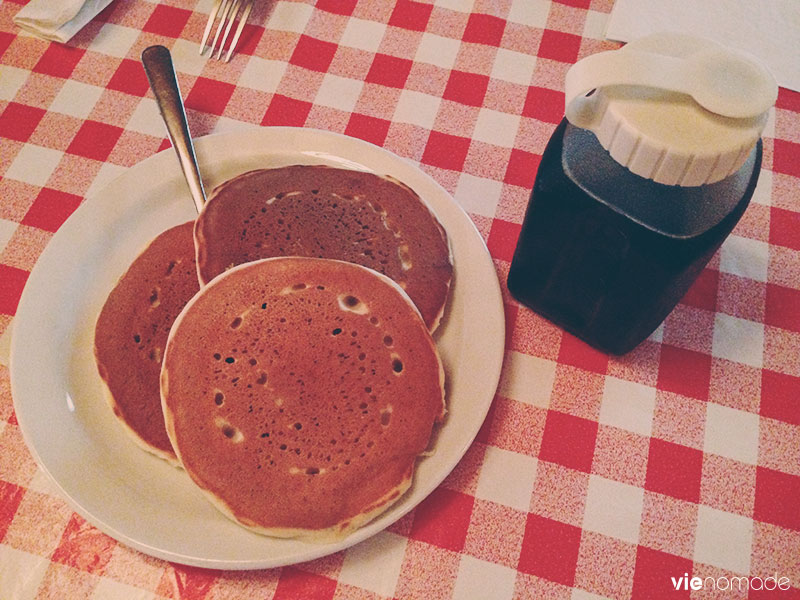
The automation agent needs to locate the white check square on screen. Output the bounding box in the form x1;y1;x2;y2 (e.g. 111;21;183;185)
453;555;517;600
583;11;610;41
90;23;140;58
340;17;387;52
393;89;440;129
238;57;288;93
314;73;363;112
475;446;538;511
0;546;49;600
582;475;644;544
0;66;28;102
490;48;537;86
126;98;170;138
0;218;17;256
338;531;407;597
49;80;104;119
599;376;656;437
508;0;551;28
5;144;63;187
434;0;474;12
454;172;503;219
472;108;521;148
415;33;461;69
703;403;760;465
169;38;209;77
694;505;753;574
498;351;556;408
266;1;314;33
750;169;772;206
719;235;769;282
711;313;764;368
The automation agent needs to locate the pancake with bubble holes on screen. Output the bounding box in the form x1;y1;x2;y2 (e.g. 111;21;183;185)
194;165;453;332
94;221;199;464
160;256;446;539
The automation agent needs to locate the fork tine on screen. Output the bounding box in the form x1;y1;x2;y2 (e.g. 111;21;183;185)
209;0;234;58
223;0;254;62
199;0;223;55
215;0;243;60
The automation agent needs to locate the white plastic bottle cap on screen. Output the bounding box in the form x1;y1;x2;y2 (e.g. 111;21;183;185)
564;33;777;186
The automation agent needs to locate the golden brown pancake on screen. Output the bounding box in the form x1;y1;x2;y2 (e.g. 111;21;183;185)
161;257;445;539
94;221;199;464
194;165;452;331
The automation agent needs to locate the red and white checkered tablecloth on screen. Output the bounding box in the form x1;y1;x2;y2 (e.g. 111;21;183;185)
1;0;799;598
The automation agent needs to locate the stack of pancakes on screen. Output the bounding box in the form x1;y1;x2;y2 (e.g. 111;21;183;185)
94;165;452;539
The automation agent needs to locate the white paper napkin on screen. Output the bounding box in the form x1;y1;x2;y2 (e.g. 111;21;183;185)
13;0;115;43
605;0;800;92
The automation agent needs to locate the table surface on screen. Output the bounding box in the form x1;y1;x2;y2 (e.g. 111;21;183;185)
1;1;799;599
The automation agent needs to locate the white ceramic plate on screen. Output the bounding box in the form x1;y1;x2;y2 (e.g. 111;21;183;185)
10;127;505;569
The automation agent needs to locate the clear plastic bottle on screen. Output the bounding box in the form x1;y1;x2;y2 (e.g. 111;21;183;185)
507;33;775;355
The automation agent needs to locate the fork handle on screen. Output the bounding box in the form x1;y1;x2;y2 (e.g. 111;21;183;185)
141;45;207;213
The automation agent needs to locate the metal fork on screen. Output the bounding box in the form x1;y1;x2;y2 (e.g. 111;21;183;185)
199;0;254;62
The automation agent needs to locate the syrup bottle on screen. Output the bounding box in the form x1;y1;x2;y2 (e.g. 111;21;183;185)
507;33;776;355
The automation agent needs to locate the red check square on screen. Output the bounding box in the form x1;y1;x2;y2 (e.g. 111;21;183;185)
273;567;337;600
156;565;218;599
486;218;521;263
142;5;192;38
315;0;357;15
523;86;565;124
631;546;692;599
443;71;490;107
539;410;599;473
366;54;413;88
765;283;800;333
388;0;433;31
0;265;30;315
558;332;610;374
518;514;582;586
769;206;800;251
463;14;506;46
290;35;337;72
680;268;719;311
409;487;474;552
656;345;712;401
773;139;800;179
554;0;592;7
645;438;703;503
107;58;150;97
0;31;13;59
754;467;800;531
761;370;800;426
235;23;262;57
51;514;116;574
261;94;312;127
22;188;82;232
66;120;123;162
185;77;235;116
504;149;541;188
538;30;581;63
421;131;471;171
345;113;391;147
0;481;25;542
32;44;84;78
0;102;45;142
776;88;800;112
